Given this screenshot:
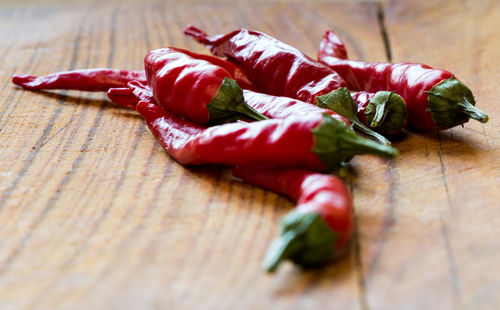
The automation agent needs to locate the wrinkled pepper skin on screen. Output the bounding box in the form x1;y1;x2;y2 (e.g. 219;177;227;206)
318;30;488;130
145;47;234;125
184;26;408;138
232;165;353;271
144;47;265;125
184;25;349;103
12;69;147;92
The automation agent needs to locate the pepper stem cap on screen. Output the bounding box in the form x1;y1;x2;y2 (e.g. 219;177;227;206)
317;88;392;145
262;211;338;272
311;113;398;170
364;91;408;135
207;78;268;124
425;76;489;128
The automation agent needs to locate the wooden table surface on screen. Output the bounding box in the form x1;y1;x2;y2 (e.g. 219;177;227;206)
1;0;499;309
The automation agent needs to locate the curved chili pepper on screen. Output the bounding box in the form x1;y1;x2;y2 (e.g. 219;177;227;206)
318;30;489;130
184;25;347;102
183;26;408;143
144;47;266;125
13;48;255;94
232;165;352;271
12;69;147;92
134;92;397;171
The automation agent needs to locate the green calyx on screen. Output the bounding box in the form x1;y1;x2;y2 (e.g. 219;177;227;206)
317;87;392;145
206;78;268;124
262;211;338;272
311;113;398;170
425;76;489;128
364;91;408;135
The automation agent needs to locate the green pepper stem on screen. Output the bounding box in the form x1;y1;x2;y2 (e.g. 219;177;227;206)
364;91;408;135
425;76;489;128
458;97;489;123
317;88;393;145
207;78;268;124
262;231;301;272
311;114;398;170
262;211;339;272
351;118;392;146
371;99;388;127
340;129;399;159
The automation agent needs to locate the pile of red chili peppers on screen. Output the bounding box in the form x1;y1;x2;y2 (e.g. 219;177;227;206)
12;25;488;273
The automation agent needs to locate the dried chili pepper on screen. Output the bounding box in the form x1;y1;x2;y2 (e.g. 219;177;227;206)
232;165;352;271
12;69;147;92
183;25;407;142
133;91;397;171
144;47;266;125
318;30;489;130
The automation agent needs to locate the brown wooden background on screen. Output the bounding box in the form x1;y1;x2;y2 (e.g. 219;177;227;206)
0;0;499;309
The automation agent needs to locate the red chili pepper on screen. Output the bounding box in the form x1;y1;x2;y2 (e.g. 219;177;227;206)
184;26;347;102
240;89;401;144
232;165;352;271
107;82;400;146
144;47;266;125
13;48;254;93
318;30;489;130
184;26;407;143
106;87;141;110
242;89;346;121
242;88;402;126
12;48;263;125
134;93;397;171
12;69;147;92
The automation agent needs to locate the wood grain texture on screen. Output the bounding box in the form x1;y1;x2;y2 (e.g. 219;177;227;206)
356;1;500;309
0;0;498;309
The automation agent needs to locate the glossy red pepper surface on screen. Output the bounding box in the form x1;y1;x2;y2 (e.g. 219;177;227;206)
184;25;348;103
108;86;350;124
318;30;488;130
233;165;353;270
175;48;255;90
137;98;326;170
145;47;233;124
184;26;408;139
145;47;265;125
135;91;396;171
12;69;146;92
351;91;376;125
242;89;347;123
